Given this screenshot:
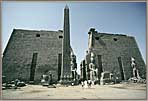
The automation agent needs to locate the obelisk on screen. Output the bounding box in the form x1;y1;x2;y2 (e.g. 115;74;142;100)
60;5;71;83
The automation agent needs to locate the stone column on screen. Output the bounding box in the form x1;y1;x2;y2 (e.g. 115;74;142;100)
60;5;71;83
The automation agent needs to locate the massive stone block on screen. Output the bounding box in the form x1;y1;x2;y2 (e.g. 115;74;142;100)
2;29;63;83
81;28;146;82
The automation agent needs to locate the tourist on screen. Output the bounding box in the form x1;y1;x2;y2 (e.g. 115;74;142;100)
88;80;92;88
81;81;84;88
84;80;88;88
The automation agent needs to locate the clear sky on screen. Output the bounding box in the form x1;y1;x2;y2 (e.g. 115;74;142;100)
2;1;146;74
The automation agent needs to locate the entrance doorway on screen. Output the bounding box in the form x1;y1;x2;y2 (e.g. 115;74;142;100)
30;53;38;81
118;57;125;80
58;54;62;81
97;55;103;79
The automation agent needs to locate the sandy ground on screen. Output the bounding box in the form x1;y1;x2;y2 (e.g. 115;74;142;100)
1;83;146;100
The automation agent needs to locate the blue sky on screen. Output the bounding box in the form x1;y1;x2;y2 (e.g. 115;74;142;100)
2;2;146;74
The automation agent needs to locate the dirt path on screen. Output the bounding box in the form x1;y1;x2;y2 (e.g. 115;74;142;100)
2;83;146;100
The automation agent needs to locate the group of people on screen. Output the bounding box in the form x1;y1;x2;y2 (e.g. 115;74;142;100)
81;80;92;89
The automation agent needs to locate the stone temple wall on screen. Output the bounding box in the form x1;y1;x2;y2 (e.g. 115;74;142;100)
87;29;146;81
2;29;63;83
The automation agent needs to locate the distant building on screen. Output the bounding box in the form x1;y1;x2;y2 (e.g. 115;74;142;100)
80;28;146;83
2;6;76;84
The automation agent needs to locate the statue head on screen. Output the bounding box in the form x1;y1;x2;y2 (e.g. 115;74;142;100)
71;51;74;56
86;50;89;54
90;52;95;63
131;57;135;62
71;55;76;63
91;52;95;57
